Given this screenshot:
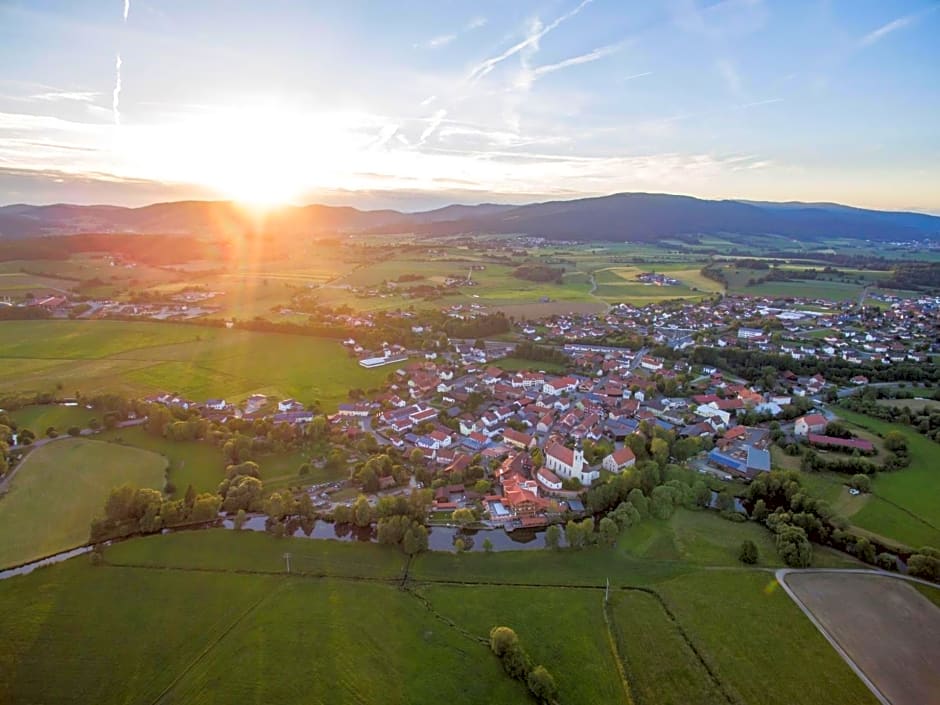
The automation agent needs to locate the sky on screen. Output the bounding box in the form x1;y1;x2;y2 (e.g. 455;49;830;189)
0;0;938;212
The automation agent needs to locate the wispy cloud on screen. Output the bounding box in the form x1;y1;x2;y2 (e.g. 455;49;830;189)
622;71;653;82
533;42;622;78
417;33;457;50
467;0;594;82
112;54;122;125
419;95;437;107
858;6;936;47
123;0;130;22
419;109;447;143
29;90;99;103
466;17;487;30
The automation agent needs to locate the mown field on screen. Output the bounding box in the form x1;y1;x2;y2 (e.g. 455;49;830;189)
0;438;166;568
0;529;884;705
0;320;397;411
832;409;940;549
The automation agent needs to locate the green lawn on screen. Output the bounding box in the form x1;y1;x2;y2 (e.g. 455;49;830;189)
833;408;940;549
608;591;726;705
492;356;567;373
10;404;98;435
0;438;167;568
420;584;626;705
105;529;408;580
0;320;400;411
0;561;523;705
656;570;880;705
100;426;225;496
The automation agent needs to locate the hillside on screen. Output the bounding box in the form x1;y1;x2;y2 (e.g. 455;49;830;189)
1;193;937;243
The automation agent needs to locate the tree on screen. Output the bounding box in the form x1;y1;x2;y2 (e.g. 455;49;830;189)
545;524;561;550
883;431;908;453
599;517;619;546
627;488;649;517
451;508;476;526
402;524;428;554
564;519;584;550
651;437;669;466
716;490;735;513
751;498;769;522
234;508;246;530
739;539;759;564
776;525;813;567
483;538;494;553
489;626;520;658
848;474;871;493
353;495;373;527
526;665;558;704
907;547;940;581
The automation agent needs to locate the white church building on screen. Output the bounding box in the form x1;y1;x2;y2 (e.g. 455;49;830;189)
544;441;599;486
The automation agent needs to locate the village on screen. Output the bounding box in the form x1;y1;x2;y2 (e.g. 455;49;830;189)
130;288;937;534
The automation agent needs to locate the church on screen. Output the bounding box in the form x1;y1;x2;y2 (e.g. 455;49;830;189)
544;440;599;486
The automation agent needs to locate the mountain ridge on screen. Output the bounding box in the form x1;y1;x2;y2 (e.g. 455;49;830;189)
1;192;937;243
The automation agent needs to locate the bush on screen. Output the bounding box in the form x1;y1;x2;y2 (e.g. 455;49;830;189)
739;539;759;564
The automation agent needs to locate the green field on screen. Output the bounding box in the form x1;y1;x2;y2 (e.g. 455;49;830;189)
492;356;567;373
0;529;884;705
0;320;399;411
0;438;167;568
10;404;98;435
833;408;940;549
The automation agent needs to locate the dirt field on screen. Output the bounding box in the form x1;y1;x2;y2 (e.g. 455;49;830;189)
783;572;940;705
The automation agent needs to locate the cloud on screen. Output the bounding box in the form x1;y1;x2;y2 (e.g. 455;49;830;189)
466;17;487;30
417;33;457;50
533;42;622;78
857;6;936;48
112;54;122;125
419;109;447;143
419;95;437;107
467;0;594;82
622;71;653;82
123;0;130;22
29;91;99;103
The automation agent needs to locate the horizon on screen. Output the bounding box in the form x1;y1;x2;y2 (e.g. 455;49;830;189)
1;1;939;213
3;189;940;218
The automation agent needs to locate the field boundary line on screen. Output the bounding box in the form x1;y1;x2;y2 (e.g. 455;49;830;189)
601;596;636;705
149;580;287;705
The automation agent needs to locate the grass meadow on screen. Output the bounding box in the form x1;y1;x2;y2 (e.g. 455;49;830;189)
0;320;397;410
0;438;166;568
0;526;888;705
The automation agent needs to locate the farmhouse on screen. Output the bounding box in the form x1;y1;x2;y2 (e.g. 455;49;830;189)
602;447;636;473
794;413;828;437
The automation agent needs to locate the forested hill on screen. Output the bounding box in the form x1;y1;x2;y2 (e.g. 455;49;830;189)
2;192;938;243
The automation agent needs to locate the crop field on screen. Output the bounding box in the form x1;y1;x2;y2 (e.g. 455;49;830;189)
833;409;940;549
0;320;398;410
782;572;940;705
0;438;166;568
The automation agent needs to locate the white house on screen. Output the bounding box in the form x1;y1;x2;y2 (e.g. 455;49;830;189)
544;441;598;485
602;447;636;473
536;467;563;491
794;413;827;437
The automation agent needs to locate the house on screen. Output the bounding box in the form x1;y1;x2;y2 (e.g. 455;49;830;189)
639;356;664;372
205;398;226;411
542;376;578;396
278;398;303;412
535;467;563;491
429;429;452;448
502;428;536;450
794;413;827;437
602;447;636;473
337;403;371;417
544;440;598;486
